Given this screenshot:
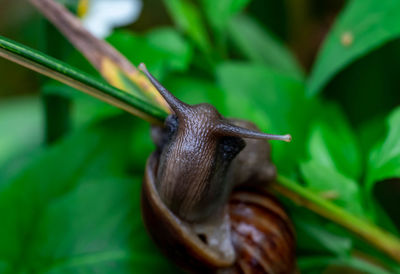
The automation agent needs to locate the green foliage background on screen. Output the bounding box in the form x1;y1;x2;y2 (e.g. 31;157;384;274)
0;0;400;273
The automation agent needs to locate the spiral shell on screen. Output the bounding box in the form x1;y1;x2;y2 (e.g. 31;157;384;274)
141;153;297;274
228;189;297;273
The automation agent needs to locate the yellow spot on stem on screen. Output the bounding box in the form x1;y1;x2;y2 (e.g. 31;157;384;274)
341;31;354;47
101;58;171;113
101;58;125;89
320;190;339;200
126;71;172;113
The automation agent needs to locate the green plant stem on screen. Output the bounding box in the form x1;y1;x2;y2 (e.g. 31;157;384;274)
274;175;400;263
0;35;167;125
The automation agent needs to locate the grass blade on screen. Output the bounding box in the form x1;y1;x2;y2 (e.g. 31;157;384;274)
0;35;167;124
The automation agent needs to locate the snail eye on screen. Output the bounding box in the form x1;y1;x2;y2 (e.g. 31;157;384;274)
164;115;179;139
218;136;245;161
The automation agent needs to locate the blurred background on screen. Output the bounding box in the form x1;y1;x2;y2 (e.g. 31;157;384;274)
2;0;400;122
1;0;400;273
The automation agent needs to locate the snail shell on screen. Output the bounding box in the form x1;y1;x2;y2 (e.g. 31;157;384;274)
142;151;297;273
228;189;297;273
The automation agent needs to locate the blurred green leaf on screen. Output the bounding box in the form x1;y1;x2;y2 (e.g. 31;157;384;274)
306;104;362;180
162;0;211;53
128;120;155;173
107;29;192;77
164;75;227;111
29;177;177;274
200;0;250;53
294;214;352;256
0;118;177;273
0;119;129;264
298;255;392;274
308;0;400;96
0;96;45;185
216;62;314;175
145;28;193;73
358;115;386;163
365;107;400;230
300;160;364;216
201;0;250;33
0;96;43;169
228;15;303;79
320;39;400;125
300;104;364;215
42;82;123;128
367;107;400;189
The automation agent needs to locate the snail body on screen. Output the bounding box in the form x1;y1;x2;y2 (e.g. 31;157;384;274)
139;64;296;273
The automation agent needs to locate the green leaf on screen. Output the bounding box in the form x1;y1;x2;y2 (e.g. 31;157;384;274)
127;121;156;173
300;103;365;215
0;119;124;259
164;75;227;112
42;82;122;127
146;28;193;72
365;107;400;230
367;107;400;189
201;0;250;34
0;96;43;168
162;0;211;53
298;255;393;274
228;15;303;79
308;0;400;96
216;62;314;175
107;29;192;77
358;115;387;161
200;0;250;53
300;160;364;216
306;104;362;180
294;213;352;256
0;117;178;273
28;177;177;274
0;96;45;185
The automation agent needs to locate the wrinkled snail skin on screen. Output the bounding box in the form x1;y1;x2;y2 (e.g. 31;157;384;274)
154;105;243;223
139;63;297;273
142;153;235;273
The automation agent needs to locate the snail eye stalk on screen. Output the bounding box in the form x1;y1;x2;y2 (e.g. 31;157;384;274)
217;123;292;142
139;63;190;116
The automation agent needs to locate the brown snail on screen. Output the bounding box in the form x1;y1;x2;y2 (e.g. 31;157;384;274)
24;2;297;271
139;64;297;273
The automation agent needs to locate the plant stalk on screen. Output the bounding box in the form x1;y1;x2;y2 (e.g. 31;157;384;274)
273;175;400;263
0;35;166;125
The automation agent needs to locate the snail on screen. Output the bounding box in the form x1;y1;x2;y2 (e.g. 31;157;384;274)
139;64;297;273
23;2;297;271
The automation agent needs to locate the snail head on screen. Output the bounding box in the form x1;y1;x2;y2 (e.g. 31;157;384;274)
139;63;291;222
